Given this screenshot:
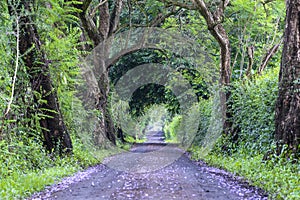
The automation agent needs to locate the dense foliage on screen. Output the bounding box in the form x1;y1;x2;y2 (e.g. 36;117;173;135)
0;0;299;199
228;68;279;153
186;68;300;199
0;1;116;198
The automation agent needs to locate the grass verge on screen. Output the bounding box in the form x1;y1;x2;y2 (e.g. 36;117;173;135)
189;146;300;199
0;139;120;200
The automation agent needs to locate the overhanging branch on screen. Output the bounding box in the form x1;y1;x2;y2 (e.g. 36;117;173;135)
109;0;123;36
150;6;181;27
159;0;197;10
106;44;166;68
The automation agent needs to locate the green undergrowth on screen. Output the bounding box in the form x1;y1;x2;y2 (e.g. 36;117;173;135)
0;164;78;199
187;68;299;199
0;136;120;200
124;135;146;144
189;146;300;199
117;140;132;151
163;115;181;143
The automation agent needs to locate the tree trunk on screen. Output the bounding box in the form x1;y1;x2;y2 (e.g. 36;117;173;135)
8;0;72;153
174;0;232;135
75;0;122;146
76;0;180;146
95;42;116;145
209;24;232;135
275;0;300;157
117;127;125;143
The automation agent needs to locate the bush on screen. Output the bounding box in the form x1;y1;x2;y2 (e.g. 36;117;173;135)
188;68;300;199
164;115;182;143
228;67;279;153
192;98;211;143
0;137;51;179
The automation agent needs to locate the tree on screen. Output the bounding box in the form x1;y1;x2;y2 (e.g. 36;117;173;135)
275;0;300;157
160;0;231;134
225;0;284;78
74;0;123;145
74;0;179;145
7;0;72;153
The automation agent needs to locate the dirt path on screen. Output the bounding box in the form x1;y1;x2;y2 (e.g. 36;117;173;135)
29;131;267;200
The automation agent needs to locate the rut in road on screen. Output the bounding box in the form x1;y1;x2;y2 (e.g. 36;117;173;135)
30;130;267;200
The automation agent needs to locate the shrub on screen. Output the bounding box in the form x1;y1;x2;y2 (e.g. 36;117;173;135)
164;115;182;143
228;67;279;153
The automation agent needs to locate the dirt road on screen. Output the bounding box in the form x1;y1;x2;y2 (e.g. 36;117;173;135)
30;131;267;200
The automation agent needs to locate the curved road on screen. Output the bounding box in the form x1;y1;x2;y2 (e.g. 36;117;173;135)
29;131;267;200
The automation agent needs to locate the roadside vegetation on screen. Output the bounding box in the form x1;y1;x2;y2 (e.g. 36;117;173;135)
0;136;118;199
0;0;299;199
165;67;299;199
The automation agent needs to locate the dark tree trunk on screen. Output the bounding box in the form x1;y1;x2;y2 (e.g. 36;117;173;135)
117;127;125;143
8;0;72;153
275;0;300;157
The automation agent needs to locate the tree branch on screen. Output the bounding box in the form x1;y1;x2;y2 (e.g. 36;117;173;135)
81;0;93;12
258;40;282;75
150;6;181;27
159;0;197;10
75;0;103;45
262;0;275;4
106;31;167;68
90;0;108;19
79;11;103;45
193;0;215;26
98;1;110;40
106;45;166;68
109;0;123;36
246;45;254;78
217;0;230;20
